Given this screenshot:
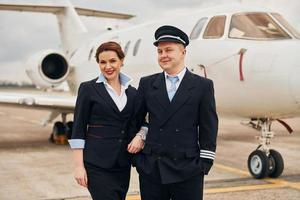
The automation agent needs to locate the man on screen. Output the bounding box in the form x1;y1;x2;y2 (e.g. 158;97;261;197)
133;25;218;200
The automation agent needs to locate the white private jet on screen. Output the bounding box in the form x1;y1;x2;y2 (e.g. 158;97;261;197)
0;1;300;179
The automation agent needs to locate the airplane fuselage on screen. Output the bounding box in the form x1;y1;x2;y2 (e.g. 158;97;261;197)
70;8;300;120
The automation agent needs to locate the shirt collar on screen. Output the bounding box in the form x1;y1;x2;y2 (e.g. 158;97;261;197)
96;72;133;89
164;67;187;82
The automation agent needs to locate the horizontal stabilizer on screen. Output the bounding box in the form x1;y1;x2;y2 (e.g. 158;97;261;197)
75;7;134;19
0;3;134;19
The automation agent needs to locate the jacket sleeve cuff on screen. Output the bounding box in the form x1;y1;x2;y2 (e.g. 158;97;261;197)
136;126;148;141
200;149;215;161
141;126;148;136
68;139;85;149
200;149;215;175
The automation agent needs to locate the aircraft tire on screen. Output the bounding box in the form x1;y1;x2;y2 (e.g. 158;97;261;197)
248;150;269;179
48;133;54;143
66;121;73;139
268;149;284;178
52;121;67;145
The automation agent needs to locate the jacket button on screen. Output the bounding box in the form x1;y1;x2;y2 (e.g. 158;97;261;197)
175;129;179;132
157;156;161;160
173;158;177;161
159;128;163;132
118;139;123;143
121;130;125;134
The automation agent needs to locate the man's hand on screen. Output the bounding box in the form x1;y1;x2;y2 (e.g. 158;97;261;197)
127;135;145;153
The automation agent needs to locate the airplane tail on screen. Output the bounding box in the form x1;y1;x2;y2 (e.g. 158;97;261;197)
0;0;134;57
56;0;88;57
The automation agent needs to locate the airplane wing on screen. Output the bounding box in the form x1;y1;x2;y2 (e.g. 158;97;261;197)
0;91;75;113
0;3;134;19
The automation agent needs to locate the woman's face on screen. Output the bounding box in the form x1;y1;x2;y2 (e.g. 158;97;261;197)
98;50;123;81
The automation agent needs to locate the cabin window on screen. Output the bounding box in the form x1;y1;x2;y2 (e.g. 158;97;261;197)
271;13;300;39
88;47;94;61
229;13;291;40
190;17;208;40
203;15;226;39
70;49;77;58
124;41;131;56
133;39;141;56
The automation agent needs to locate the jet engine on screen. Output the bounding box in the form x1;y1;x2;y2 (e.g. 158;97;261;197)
25;50;69;89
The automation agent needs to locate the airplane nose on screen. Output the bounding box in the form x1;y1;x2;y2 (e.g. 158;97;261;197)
274;41;300;110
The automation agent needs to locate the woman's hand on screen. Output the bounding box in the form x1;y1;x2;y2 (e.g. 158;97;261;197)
74;165;88;188
127;135;145;154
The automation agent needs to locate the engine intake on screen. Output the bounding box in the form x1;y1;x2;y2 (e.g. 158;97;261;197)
41;53;68;80
26;50;69;89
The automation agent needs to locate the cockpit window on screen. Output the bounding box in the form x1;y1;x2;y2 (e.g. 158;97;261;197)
190;17;208;40
229;13;291;40
203;15;226;39
271;13;300;39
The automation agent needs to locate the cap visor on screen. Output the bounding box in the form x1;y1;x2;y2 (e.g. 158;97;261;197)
153;38;185;46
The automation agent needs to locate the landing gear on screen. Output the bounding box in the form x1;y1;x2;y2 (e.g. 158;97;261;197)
247;118;284;179
52;121;67;144
248;150;269;179
268;149;284;178
48;113;73;145
65;121;73;139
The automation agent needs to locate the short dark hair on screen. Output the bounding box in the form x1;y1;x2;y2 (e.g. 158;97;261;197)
95;41;125;63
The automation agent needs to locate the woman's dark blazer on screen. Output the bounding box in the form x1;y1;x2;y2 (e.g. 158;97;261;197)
71;78;137;169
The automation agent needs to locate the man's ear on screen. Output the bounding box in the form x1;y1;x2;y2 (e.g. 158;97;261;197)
179;43;186;55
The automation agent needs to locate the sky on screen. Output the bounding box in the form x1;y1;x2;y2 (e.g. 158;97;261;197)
0;0;299;65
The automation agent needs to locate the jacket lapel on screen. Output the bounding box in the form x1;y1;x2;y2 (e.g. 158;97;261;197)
152;72;171;111
121;86;134;114
91;80;120;115
159;70;195;126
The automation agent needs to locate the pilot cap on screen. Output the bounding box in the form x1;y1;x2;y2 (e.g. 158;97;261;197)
153;25;189;47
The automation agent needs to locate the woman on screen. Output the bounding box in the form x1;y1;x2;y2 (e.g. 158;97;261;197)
68;41;144;200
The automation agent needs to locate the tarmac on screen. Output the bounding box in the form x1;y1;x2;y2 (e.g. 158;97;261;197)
0;104;300;200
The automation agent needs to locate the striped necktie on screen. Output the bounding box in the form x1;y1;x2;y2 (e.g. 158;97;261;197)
167;76;179;101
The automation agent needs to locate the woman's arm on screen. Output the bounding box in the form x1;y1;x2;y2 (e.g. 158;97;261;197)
69;82;91;187
72;149;88;187
127;79;148;153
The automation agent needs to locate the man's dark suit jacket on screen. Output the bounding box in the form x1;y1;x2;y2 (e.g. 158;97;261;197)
132;69;218;184
71;78;137;169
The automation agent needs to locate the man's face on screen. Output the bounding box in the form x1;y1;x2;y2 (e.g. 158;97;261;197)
157;42;186;74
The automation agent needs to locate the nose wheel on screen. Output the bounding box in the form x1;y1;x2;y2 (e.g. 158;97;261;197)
248;150;269;179
248;149;284;179
247;119;284;179
268;149;284;178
